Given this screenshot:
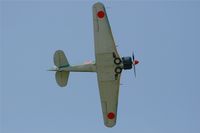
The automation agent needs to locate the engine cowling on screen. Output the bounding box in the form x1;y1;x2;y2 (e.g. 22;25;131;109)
122;57;132;70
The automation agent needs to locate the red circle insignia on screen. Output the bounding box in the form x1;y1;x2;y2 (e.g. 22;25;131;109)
107;112;115;119
97;11;105;19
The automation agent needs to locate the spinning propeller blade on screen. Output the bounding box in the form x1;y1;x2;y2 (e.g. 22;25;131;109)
132;51;137;77
132;52;135;61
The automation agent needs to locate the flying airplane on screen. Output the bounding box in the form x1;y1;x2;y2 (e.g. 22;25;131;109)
49;2;139;127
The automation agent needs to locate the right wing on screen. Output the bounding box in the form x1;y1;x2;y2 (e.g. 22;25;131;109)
93;2;120;58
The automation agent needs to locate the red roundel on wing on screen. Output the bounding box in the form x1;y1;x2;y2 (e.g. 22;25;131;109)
97;11;105;18
107;112;115;119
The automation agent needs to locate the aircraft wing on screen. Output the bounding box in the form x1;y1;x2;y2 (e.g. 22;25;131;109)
93;2;120;57
93;2;121;127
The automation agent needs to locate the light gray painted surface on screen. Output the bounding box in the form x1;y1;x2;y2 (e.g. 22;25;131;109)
93;2;121;127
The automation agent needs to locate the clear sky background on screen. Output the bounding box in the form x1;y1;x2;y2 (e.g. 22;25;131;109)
1;0;200;133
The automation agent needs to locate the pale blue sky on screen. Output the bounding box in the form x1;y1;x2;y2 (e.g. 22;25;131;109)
1;0;200;133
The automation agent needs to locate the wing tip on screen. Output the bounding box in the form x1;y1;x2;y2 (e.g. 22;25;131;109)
93;2;105;9
104;121;116;128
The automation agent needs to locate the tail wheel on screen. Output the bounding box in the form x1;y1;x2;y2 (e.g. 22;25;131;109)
115;67;122;74
114;58;122;65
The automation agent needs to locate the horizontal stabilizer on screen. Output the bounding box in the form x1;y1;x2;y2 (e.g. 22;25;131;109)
55;71;69;87
54;50;69;68
53;50;70;87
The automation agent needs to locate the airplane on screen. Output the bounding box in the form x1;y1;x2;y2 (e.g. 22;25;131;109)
49;2;139;127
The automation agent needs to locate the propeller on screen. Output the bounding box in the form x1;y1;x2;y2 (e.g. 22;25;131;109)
132;52;139;77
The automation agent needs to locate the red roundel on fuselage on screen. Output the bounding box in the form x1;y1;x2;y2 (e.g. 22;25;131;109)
107;112;115;119
97;11;105;19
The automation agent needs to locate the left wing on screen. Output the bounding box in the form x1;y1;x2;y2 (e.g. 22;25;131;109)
97;76;121;127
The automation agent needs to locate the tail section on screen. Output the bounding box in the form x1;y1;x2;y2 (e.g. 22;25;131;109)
54;50;70;87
